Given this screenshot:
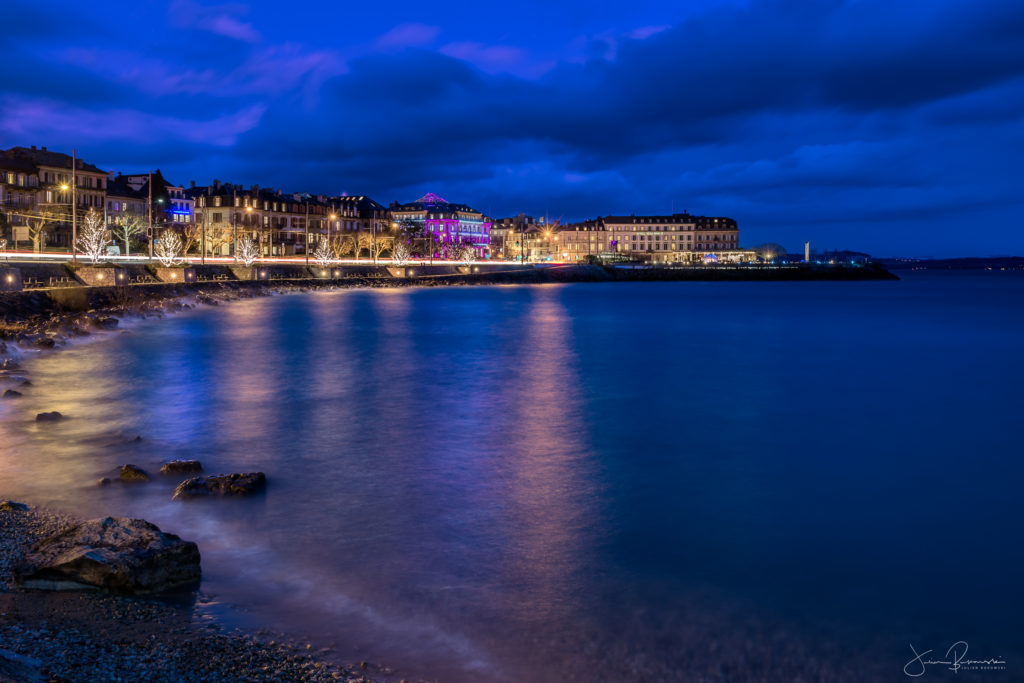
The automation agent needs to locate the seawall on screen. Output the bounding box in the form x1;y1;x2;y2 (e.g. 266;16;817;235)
0;261;897;327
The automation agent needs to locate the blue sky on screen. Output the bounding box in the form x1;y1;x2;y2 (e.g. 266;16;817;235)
2;0;1022;256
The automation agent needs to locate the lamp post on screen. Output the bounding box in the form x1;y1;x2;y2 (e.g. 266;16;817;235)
305;201;310;264
232;190;238;262
325;213;337;265
59;181;72;260
70;149;77;262
155;197;164;260
201;194;208;265
246;205;254;259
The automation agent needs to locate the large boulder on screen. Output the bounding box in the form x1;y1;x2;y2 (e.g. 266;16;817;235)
173;472;266;499
15;517;201;594
35;411;63;422
160;460;203;475
119;464;149;483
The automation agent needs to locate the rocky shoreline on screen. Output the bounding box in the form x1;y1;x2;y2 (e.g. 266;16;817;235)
0;504;398;683
0;278;384;369
0;281;426;682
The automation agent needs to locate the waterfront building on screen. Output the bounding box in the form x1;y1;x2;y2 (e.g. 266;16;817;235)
556;213;752;263
118;171;195;229
0;146;107;248
187;180;333;257
329;195;390;236
0;155;41;249
390;193;491;258
105;175;149;225
491;214;554;260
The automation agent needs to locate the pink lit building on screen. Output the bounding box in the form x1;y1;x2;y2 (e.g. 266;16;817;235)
389;193;492;258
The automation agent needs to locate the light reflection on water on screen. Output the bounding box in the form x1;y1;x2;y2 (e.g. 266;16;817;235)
2;276;1023;681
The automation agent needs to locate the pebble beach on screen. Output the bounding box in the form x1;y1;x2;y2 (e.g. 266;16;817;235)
0;503;393;683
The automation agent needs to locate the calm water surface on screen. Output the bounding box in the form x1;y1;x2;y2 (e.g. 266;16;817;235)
2;272;1022;681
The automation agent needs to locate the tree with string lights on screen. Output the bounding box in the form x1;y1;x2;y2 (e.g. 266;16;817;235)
76;209;109;264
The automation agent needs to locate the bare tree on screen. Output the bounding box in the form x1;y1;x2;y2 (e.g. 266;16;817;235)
182;223;202;256
154;231;184;267
356;231;374;260
752;242;787;262
370;235;393;261
458;243;475;264
204;226;231;258
237;236;259;266
14;207;66;252
392;241;410;265
112;216;145;256
312;236;333;268
331;233;355;259
76;209;108;264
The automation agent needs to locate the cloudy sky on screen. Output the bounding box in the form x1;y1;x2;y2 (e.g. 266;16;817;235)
2;0;1022;256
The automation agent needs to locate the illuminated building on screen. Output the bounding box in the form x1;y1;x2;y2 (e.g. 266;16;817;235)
329;194;389;236
0;146;107;248
390;193;492;258
556;213;753;263
118;171;194;229
187;180;333;256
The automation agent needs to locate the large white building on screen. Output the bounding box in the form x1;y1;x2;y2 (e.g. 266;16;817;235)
556;213;753;263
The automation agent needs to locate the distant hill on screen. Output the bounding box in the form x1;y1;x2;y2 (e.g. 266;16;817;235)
881;257;1024;270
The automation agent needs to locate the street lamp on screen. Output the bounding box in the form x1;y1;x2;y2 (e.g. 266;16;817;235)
246;206;254;259
60;181;74;261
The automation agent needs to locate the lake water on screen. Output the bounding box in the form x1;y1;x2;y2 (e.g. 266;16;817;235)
2;272;1022;681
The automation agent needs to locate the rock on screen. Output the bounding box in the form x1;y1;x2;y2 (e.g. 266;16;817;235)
119;464;149;483
95;317;119;330
15;517;201;594
173;472;267;499
33;337;56;349
98;477;111;486
160;460;203;475
1;358;19;370
2;389;22;399
0;500;29;512
0;647;44;681
19;379;32;386
35;411;63;422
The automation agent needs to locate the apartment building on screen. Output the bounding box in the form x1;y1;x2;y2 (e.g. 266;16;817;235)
556;213;752;263
0;146;107;248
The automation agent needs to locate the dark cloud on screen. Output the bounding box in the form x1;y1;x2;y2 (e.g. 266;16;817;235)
1;0;1022;256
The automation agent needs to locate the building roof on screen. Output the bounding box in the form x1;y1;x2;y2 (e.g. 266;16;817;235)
416;192;448;204
106;176;147;199
390;192;482;215
0;146;105;174
601;213;737;226
0;155;38;175
329;194;388;215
